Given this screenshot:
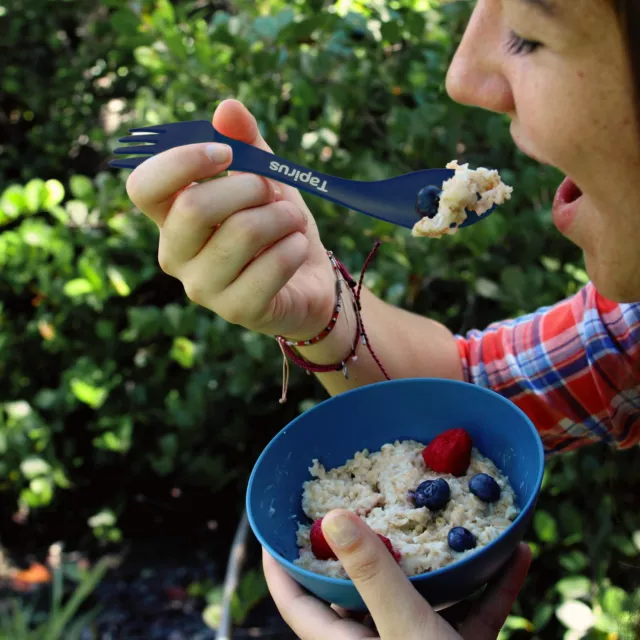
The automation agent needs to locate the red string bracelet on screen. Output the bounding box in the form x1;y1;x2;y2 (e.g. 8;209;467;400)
276;241;391;404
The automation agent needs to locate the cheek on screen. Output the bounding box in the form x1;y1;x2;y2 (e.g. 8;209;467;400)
512;68;633;175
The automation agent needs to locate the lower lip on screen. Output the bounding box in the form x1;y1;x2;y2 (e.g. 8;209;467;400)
552;177;583;233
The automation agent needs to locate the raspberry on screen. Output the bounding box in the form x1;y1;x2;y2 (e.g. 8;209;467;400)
378;534;402;563
310;519;337;560
422;428;472;476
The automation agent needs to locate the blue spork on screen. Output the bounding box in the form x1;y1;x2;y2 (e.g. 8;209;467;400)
109;120;495;231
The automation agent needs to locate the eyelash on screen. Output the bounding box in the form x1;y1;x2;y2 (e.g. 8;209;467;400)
506;31;542;55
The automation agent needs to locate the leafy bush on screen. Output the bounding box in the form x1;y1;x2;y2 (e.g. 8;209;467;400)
2;0;638;638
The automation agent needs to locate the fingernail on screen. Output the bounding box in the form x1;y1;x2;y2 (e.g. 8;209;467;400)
272;182;283;199
323;512;360;548
205;143;232;164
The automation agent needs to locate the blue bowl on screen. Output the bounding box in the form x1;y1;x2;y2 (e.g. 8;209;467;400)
246;378;544;611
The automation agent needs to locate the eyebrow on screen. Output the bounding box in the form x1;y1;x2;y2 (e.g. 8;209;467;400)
520;0;556;15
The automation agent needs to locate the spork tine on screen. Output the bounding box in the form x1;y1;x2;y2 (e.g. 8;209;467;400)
109;120;494;231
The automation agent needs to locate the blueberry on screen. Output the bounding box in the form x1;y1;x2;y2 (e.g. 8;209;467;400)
413;478;450;511
448;526;477;552
469;473;501;503
415;185;442;219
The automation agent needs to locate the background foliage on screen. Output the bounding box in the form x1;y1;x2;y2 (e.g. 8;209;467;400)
1;0;638;638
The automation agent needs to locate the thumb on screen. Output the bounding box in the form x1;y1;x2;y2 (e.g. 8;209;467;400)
213;98;275;154
322;510;457;640
212;99;307;209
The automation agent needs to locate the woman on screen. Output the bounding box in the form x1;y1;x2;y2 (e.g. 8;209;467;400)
125;0;640;636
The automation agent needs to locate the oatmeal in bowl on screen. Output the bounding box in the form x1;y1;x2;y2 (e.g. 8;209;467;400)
246;378;544;611
295;432;520;579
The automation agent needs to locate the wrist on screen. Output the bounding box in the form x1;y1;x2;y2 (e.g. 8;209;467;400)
295;298;357;365
275;242;389;404
276;251;346;347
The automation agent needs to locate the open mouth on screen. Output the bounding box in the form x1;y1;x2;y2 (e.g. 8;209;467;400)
557;176;583;204
552;176;583;234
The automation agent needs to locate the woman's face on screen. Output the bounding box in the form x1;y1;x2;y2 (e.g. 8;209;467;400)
446;0;640;303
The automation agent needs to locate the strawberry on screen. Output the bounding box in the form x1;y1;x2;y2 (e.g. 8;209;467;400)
310;519;337;560
422;428;472;476
377;534;402;563
310;518;401;563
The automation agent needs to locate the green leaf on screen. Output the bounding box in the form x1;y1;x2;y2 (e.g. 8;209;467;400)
155;0;176;25
160;433;178;457
381;20;402;42
134;46;163;71
29;477;53;502
0;184;26;218
559;550;590;573
24;178;47;213
475;277;501;300
64;279;94;297
88;510;116;528
601;586;629;617
532;603;554;631
556;576;591;600
20;457;51;479
534;510;558;543
503;616;533;632
67;200;89;226
110;8;141;35
70;175;94;201
70;379;108;409
611;534;638;557
556;600;595;632
107;267;131;297
203;602;221;630
171;337;196;368
43;179;65;208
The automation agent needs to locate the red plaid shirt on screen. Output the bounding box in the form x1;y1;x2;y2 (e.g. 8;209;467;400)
457;283;640;454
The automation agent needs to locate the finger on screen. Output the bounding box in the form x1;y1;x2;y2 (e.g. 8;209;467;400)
173;199;306;288
322;510;450;640
184;231;309;327
331;605;375;628
212;99;306;208
158;172;278;273
126;142;233;225
458;543;533;640
262;549;375;640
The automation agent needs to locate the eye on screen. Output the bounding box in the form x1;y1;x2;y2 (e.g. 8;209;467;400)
506;31;542;55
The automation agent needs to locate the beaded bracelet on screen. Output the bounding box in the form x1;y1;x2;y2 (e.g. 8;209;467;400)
277;251;346;348
276;242;390;404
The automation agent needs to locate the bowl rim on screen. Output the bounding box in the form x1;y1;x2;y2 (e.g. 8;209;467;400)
246;377;545;586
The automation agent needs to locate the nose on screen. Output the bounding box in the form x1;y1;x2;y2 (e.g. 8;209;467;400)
445;2;514;115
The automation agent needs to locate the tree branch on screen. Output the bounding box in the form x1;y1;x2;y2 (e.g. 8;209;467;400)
217;508;250;640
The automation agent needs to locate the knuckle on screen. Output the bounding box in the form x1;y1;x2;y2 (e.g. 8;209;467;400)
222;305;249;327
275;233;307;273
157;245;173;275
232;211;263;246
275;200;302;224
182;278;206;306
245;173;273;203
125;171;143;208
173;186;202;225
156;236;179;275
273;250;295;277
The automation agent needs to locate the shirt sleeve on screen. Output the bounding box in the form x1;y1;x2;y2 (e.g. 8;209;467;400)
456;283;640;455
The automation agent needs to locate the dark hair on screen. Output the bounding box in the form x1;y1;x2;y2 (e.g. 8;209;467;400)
616;0;640;125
